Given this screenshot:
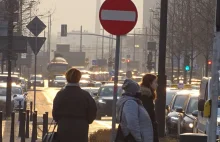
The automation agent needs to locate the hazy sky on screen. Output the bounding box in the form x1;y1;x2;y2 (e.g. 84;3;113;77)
37;0;144;34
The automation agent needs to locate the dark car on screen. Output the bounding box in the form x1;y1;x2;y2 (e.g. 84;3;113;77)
94;84;123;120
28;75;44;88
166;90;199;136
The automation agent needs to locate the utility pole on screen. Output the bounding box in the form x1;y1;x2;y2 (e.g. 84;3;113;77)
155;0;168;137
208;0;219;141
133;29;136;61
80;25;82;52
47;13;51;62
6;0;14;117
102;29;104;59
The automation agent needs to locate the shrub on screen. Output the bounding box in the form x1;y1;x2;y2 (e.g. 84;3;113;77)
89;129;111;142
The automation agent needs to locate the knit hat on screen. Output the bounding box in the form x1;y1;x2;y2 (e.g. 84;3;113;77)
122;79;140;96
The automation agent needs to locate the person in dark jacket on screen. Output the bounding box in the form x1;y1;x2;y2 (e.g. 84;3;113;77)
140;74;159;142
52;68;97;142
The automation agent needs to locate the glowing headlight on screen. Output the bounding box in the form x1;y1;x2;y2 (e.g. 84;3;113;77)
98;99;106;104
50;80;52;82
189;123;193;128
55;82;57;84
41;81;43;83
31;81;33;83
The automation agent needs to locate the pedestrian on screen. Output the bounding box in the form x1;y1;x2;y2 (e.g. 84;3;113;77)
116;79;153;142
52;68;97;142
140;74;159;142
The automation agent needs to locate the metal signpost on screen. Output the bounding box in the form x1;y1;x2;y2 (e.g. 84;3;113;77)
208;1;220;142
26;16;46;111
99;0;138;141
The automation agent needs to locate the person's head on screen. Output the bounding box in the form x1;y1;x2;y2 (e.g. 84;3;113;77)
126;71;132;79
141;74;158;91
65;68;81;83
122;79;140;96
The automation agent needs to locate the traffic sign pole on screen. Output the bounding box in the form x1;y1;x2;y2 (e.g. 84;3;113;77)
112;35;120;141
33;28;37;111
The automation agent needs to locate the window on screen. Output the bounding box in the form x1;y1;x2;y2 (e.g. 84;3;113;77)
12;87;22;95
166;92;176;105
172;95;188;110
98;86;122;96
55;76;65;80
186;97;198;114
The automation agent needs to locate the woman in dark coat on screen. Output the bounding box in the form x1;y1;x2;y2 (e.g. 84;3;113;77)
52;68;97;142
140;74;159;142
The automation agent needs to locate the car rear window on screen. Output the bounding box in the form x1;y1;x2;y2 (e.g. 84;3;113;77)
172;95;188;110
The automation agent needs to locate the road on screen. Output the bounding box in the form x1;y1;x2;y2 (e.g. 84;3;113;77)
27;82;113;135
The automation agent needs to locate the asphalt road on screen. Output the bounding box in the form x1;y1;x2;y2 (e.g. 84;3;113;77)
30;80;114;135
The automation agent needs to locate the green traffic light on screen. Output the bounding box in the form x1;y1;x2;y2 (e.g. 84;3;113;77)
185;65;190;71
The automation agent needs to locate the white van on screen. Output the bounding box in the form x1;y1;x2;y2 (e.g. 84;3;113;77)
196;77;220;137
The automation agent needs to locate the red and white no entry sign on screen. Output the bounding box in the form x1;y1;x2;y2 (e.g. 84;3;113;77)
99;0;138;36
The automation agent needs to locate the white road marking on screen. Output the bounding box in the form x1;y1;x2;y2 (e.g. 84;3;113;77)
101;10;136;21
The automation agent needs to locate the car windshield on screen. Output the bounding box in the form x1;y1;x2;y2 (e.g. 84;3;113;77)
12;87;22;94
98;86;122;96
186;97;198;114
55;76;65;80
0;76;19;83
30;76;43;80
172;95;189;110
166;91;177;105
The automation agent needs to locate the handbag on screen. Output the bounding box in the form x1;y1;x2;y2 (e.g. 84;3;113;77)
42;120;59;142
115;100;137;142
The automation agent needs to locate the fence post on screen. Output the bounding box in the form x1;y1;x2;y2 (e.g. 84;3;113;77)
18;101;22;121
0;111;2;142
34;111;38;140
20;112;26;142
31;112;37;142
30;102;33;121
25;110;30;138
10;112;15;142
42;112;48;140
23;101;27;111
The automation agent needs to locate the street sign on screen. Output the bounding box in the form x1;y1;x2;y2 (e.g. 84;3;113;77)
27;37;46;55
26;16;46;37
99;0;138;35
0;36;27;53
92;60;97;65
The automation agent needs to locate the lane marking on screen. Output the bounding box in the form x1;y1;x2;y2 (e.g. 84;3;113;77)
101;10;136;21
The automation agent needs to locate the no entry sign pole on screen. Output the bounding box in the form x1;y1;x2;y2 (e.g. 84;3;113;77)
112;35;120;140
99;0;138;141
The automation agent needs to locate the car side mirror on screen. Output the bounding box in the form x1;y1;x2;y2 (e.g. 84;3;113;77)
166;105;170;112
198;99;205;111
176;107;184;113
192;110;198;117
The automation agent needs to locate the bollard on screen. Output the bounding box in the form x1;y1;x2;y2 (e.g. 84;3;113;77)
10;112;15;142
23;101;27;111
20;112;26;142
34;111;38;140
30;102;33;121
180;133;207;142
177;114;182;139
18;101;22;121
0;111;2;142
42;113;48;140
31;112;37;142
25;110;30;138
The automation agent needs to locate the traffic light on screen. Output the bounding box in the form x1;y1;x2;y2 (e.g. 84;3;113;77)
61;24;67;36
185;65;190;71
208;60;212;65
126;59;130;63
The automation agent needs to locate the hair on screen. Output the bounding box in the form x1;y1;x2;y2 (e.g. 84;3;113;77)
141;74;157;99
65;68;81;83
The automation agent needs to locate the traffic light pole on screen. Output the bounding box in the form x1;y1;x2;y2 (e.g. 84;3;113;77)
6;0;14;118
208;1;219;141
155;0;168;137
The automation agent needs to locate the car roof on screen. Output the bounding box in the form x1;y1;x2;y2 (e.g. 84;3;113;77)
175;90;199;97
0;74;19;77
103;83;122;87
0;83;21;88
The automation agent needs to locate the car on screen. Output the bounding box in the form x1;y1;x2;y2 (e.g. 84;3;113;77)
28;74;44;88
52;75;66;87
166;88;179;115
18;77;28;92
0;74;20;84
0;83;28;111
94;83;123;120
166;90;199;136
81;87;99;97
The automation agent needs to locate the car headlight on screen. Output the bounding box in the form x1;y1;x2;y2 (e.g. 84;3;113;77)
98;99;106;104
41;81;43;83
50;80;52;82
189;123;193;128
55;82;57;84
